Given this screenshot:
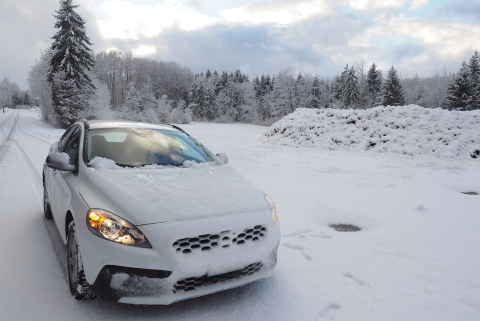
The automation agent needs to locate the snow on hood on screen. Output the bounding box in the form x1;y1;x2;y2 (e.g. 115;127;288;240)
80;161;268;225
262;105;480;159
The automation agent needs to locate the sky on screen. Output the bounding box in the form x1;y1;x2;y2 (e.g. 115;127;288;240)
1;0;480;89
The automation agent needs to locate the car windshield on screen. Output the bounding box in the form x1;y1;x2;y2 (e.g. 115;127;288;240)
86;127;214;167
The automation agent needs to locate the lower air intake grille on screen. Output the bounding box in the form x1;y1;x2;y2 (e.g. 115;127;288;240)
173;262;263;293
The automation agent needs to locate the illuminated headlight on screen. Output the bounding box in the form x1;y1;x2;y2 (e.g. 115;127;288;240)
86;209;151;248
265;195;277;222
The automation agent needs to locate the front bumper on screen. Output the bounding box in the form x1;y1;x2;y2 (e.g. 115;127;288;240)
77;210;280;305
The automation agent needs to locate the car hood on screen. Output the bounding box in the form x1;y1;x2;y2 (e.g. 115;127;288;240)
79;164;269;225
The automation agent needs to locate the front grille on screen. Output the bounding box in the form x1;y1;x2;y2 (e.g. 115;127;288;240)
172;225;267;254
173;262;263;292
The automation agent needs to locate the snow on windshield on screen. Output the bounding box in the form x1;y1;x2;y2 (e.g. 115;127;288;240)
86;127;215;167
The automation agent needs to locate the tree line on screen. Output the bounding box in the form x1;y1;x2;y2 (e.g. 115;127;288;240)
25;0;480;128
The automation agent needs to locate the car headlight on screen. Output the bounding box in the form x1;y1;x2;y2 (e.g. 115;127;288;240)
86;209;152;248
265;195;277;222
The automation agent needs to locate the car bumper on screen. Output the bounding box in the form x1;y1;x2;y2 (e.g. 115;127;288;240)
76;210;280;305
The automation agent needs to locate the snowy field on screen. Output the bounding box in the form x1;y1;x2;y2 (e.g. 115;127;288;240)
0;108;479;320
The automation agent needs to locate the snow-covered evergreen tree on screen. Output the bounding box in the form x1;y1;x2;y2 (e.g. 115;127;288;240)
52;71;83;127
381;66;405;106
329;75;343;108
366;63;382;107
441;62;474;111
294;73;310;109
48;0;95;90
307;76;322;108
468;51;480;109
188;81;216;120
124;84;142;113
216;79;240;120
205;69;212;78
343;66;360;108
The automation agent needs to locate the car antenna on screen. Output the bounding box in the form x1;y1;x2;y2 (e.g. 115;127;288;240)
82;118;90;129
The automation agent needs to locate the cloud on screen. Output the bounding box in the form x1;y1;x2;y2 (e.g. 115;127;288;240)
347;0;409;12
132;45;156;56
218;0;334;25
437;0;480;23
98;0;219;39
409;0;429;11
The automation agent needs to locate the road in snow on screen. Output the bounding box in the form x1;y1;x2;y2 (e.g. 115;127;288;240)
0;109;479;320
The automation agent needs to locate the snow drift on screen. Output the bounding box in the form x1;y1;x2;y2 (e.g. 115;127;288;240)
262;105;480;158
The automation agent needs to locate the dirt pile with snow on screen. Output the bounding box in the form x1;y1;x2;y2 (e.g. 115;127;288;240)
262;105;480;158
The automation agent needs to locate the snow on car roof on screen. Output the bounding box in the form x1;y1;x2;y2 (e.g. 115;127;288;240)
85;120;181;131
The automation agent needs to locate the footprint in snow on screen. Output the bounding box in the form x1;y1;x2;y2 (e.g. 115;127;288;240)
343;272;368;289
318;303;340;320
300;251;312;261
310;232;333;239
282;228;312;237
281;241;305;251
415;204;427;211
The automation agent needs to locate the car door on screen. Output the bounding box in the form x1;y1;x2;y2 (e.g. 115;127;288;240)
50;126;81;232
45;126;76;219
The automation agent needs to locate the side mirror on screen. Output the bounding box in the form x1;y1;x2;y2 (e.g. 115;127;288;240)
216;153;228;164
45;153;76;171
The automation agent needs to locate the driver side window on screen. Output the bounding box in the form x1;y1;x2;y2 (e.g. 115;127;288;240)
63;127;81;165
59;126;76;152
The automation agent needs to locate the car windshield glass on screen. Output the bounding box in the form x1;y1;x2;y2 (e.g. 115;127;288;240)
86;127;214;167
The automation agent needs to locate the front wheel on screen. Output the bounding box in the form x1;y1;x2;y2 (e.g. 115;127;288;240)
43;184;53;219
67;222;95;300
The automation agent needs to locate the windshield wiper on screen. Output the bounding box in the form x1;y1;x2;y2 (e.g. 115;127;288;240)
139;163;184;167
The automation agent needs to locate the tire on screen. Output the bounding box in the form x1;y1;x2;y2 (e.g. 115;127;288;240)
43;183;53;219
67;222;95;300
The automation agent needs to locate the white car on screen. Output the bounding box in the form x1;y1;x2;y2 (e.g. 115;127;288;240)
43;120;280;305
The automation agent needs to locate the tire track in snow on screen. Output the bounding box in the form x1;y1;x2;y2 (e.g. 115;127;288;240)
16;111;53;146
0;111;18;162
0;109;15;128
2;110;68;280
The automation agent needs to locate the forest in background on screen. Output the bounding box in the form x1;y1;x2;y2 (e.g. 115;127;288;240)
2;0;478;128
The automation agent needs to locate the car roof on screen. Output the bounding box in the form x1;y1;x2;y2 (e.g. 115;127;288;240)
82;120;183;132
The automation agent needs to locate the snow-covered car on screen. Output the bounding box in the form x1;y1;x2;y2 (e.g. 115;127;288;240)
42;120;280;305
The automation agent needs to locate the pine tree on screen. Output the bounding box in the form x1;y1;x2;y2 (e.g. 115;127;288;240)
294;73;309;109
205;69;212;78
366;63;382;107
381;66;405;106
188;81;216;120
217;79;240;119
24;92;32;106
124;84;142;113
234;69;243;83
468;51;480;109
52;71;83;127
307;76;322;108
48;0;95;90
441;62;474;111
329;75;343;108
343;67;360;108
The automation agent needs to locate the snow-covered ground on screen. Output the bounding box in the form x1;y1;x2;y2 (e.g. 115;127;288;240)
1;108;479;320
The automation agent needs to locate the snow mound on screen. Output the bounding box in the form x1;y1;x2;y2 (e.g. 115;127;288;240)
262;105;480;158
